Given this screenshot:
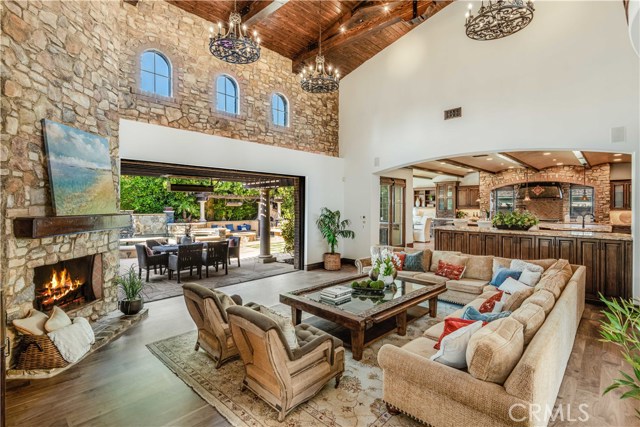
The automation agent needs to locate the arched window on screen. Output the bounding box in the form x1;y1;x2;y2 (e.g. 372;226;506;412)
271;93;288;127
140;50;171;97
216;75;239;115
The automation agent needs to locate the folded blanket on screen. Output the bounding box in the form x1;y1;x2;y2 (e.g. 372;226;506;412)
47;317;95;363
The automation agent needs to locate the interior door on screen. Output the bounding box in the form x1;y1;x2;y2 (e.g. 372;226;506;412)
379;182;390;245
379;178;405;246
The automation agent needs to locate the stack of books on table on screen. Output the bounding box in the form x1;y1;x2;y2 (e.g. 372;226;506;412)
320;286;352;305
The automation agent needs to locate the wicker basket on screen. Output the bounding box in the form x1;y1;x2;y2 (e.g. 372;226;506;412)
16;334;68;370
323;253;341;271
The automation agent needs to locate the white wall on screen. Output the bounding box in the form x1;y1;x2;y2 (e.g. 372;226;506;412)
119;119;345;266
340;1;640;297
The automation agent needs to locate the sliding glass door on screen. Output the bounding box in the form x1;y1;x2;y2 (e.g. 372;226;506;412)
379;178;405;246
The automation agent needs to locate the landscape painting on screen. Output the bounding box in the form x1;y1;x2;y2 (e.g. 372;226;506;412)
43;120;118;216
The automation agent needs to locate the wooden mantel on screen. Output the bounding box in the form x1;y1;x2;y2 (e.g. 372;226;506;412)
13;214;131;239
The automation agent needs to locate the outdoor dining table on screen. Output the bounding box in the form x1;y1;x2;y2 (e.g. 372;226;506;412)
152;245;180;254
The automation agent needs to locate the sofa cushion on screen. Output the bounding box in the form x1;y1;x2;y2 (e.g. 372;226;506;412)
436;259;468;280
447;278;489;295
511;304;545;345
402;336;439;359
519;268;542;287
13;309;48;335
541;259;571;279
464;255;494;281
527;258;560;271
397;270;420;279
432;321;484;369
498;277;531;294
423;322;445;341
430;251;463;272
466;317;525;384
534;274;565;299
413;272;448;284
403;251;424;272
502;287;535;312
421;249;433;273
490;268;522;286
524;289;555;315
462;306;511;323
445;298;485;319
492;257;511;275
434;318;478;350
510;259;545;273
363;266;372;274
258;305;299;349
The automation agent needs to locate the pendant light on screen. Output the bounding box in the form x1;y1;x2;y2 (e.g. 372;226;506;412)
523;169;531;202
300;2;339;93
581;166;589;201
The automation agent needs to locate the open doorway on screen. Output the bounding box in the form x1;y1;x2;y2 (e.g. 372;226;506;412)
118;160;305;301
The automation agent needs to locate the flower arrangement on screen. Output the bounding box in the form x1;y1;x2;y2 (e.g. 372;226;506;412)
371;248;400;284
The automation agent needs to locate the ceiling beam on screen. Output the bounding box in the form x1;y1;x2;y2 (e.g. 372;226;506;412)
498;152;540;172
413;165;466;178
123;0;139;6
292;1;419;72
242;0;288;26
578;151;592;168
439;158;495;175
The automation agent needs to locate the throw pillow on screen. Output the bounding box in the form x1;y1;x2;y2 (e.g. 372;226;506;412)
511;304;545;345
462;306;512;323
430;321;484;369
435;260;466;280
498;277;531;294
466;317;525;384
524;289;555;315
145;245;154;257
420;249;433;273
492;257;511;276
478;291;504;313
510;259;545;273
519;268;542;287
464;255;494;281
430;251;463;272
434;318;478;350
534;274;565;299
394;253;407;271
258;306;299;349
13;309;49;335
502;287;535;312
403;251;424;272
492;301;505;314
490;268;522;286
44;306;72;333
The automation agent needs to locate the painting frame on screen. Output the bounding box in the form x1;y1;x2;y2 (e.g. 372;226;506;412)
42;119;118;216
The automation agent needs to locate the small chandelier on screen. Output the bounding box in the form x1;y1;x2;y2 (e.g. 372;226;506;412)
581;166;589;201
209;1;260;64
465;0;535;41
300;4;339;94
523;169;531;202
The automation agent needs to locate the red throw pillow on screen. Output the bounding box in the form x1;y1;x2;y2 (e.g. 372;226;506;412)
435;260;466;280
395;253;406;271
434;318;477;350
479;291;504;313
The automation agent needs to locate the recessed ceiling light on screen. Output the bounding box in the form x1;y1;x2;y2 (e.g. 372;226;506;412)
500;163;505;166
486;158;493;161
614;158;622;162
552;159;557;161
557;162;563;166
613;153;623;157
468;169;474;172
508;166;514;169
440;162;446;165
543;152;551;155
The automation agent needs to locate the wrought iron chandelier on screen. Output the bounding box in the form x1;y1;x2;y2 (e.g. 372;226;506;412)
300;3;339;94
464;0;535;41
209;0;260;64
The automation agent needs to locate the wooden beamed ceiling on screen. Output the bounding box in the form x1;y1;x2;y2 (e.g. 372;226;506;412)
167;0;452;76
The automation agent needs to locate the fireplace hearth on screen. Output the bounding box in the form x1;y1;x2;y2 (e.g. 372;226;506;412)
33;255;103;312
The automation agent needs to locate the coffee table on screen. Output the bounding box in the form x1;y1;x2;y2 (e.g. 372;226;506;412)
280;274;446;360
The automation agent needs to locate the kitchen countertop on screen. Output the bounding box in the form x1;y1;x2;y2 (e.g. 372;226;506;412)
537;222;612;232
433;225;633;241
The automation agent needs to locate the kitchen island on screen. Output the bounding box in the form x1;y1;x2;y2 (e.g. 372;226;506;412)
434;225;633;302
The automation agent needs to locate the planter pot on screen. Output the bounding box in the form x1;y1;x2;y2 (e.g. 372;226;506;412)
119;299;143;315
369;268;379;281
494;224;531;231
453;219;468;227
323;253;341;271
379;273;396;286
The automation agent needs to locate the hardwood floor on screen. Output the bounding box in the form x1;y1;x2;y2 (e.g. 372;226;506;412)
6;267;638;427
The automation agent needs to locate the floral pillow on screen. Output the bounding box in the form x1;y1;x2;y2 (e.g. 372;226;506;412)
394;253;406;271
435;260;466;280
479;291;504;313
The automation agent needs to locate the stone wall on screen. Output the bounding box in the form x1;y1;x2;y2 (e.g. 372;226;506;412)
479;165;611;222
1;0;121;325
118;0;338;156
133;213;167;236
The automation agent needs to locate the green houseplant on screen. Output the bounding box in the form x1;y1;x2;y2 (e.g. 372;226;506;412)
280;211;295;264
116;265;145;315
316;207;355;271
491;211;539;231
599;295;640;418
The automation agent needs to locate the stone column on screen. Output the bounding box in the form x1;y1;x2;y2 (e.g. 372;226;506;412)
199;201;206;222
258;188;276;263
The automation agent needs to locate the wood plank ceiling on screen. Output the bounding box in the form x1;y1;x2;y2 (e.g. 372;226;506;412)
167;0;452;76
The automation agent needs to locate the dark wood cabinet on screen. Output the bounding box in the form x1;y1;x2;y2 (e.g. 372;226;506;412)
612;225;631;234
610;180;632;210
456;186;480;209
436;182;457;218
434;228;632;302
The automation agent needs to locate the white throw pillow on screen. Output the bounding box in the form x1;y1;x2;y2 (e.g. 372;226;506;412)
492;301;505;314
510;259;544;274
430;321;483;368
258;306;299;349
13;309;49;335
44;306;72;333
499;277;531;294
519;268;542;287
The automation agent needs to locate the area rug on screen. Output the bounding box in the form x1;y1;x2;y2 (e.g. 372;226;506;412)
147;315;441;426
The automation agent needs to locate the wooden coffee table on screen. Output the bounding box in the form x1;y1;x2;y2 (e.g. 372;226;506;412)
280;274;446;360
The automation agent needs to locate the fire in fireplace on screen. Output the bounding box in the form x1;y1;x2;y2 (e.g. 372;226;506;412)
33;255;102;312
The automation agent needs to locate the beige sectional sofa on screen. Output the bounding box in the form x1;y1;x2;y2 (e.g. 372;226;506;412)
377;255;586;427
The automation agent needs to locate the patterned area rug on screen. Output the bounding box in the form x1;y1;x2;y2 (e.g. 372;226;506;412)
147;314;441;426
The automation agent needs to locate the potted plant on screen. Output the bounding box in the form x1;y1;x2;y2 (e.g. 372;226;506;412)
599;295;640;418
370;248;400;285
491;211;539;231
316;207;355;271
116;265;145;315
453;210;468;227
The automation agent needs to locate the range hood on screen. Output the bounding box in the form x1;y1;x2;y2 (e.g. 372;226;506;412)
518;182;563;199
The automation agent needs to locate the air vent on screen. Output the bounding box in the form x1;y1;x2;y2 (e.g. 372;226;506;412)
611;126;626;143
444;107;462;120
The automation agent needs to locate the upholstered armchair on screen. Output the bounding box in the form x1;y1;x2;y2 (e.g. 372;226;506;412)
182;283;243;368
227;305;345;421
134;244;168;282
